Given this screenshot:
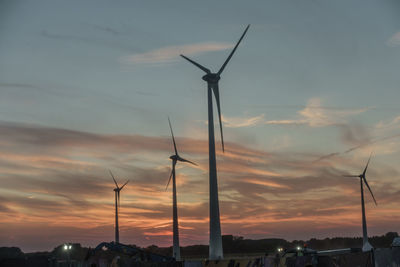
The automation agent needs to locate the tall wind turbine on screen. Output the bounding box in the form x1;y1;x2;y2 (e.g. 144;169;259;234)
180;25;250;260
166;118;197;261
343;154;377;252
109;170;129;244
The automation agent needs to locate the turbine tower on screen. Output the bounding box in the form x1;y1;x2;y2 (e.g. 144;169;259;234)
166;118;197;261
181;24;250;260
109;170;129;244
343;154;377;252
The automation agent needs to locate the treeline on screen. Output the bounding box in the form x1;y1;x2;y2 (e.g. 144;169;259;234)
1;232;398;260
0;243;88;262
144;232;399;258
305;232;399;250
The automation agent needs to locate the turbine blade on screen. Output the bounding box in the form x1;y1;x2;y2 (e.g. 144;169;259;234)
165;161;176;190
180;55;210;74
109;170;119;188
178;156;198;166
120;180;129;190
217;24;250;75
165;171;173;190
168;117;178;156
212;84;224;152
343;175;360;177
362;153;372;176
363;177;377;206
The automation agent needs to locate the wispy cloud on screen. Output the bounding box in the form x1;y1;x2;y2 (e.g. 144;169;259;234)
221;98;368;129
40;30;138;52
265;119;307;125
0;121;399;252
91;24;120;35
376;115;400;130
314;132;400;162
315;112;400;162
222;114;265;128
387;32;400;47
122;42;233;64
265;98;368;127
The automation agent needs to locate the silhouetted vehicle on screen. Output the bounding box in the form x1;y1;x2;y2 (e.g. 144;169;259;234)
392;237;400;248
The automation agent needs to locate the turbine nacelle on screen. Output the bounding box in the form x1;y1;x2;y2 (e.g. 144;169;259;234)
166;118;197;190
109;170;129;193
182;25;250;155
343;153;377;206
170;154;179;161
202;73;220;83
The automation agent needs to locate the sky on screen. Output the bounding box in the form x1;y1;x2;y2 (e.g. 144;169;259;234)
1;0;400;252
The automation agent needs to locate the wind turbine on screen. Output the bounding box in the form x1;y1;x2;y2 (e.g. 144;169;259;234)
109;170;129;244
343;154;377;252
180;24;250;260
166;118;197;261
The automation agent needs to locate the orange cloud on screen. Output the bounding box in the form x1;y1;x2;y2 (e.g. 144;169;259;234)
0;121;399;252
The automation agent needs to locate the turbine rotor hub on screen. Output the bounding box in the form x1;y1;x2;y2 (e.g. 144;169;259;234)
202;73;220;83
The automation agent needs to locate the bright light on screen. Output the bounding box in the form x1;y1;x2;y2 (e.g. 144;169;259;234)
64;245;68;250
277;247;283;252
296;246;301;251
68;245;72;249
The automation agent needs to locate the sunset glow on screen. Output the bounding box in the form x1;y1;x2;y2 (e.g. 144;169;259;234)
1;0;400;253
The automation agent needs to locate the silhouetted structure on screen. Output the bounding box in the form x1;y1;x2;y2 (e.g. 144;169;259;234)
109;170;129;243
180;24;250;260
1;234;400;266
343;154;377;251
166;118;197;261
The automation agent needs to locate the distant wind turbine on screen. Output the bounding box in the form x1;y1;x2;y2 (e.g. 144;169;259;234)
180;24;250;260
343;154;377;252
166;118;197;261
109;170;129;244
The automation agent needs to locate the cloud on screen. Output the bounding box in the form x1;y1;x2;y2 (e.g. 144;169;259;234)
222;114;265;128
314;112;400;162
376;115;400;130
314;132;400;162
265;119;307;125
221;98;368;129
387;32;400;47
0;83;38;90
0;121;399;252
337;123;370;146
40;30;138;52
91;24;120;35
265;98;368;127
122;42;234;64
